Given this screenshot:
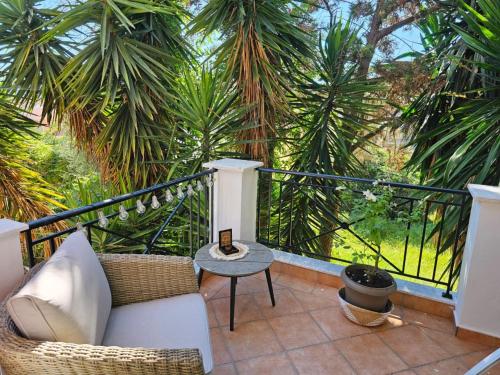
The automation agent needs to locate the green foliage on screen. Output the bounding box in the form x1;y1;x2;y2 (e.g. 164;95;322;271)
0;96;65;221
345;184;421;269
0;0;70;121
358;145;419;184
293;17;383;176
190;0;312;163
27;130;100;192
266;18;385;257
403;0;500;282
0;0;211;187
167;67;247;174
0;0;497;289
405;0;500;189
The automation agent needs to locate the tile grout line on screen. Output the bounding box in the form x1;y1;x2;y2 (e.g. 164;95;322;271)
218;292;285;369
375;329;413;370
408;348;494;373
216;324;237;366
252;308;299;374
288;286;339;313
218;317;482;371
218;287;335;372
206;274;486;373
231;297;292;374
305;309;359;375
375;322;481;371
418;323;493;360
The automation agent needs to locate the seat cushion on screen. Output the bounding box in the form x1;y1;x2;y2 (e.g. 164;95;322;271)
6;231;111;345
102;293;213;374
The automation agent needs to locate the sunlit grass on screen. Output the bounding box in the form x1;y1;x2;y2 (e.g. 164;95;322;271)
329;219;453;290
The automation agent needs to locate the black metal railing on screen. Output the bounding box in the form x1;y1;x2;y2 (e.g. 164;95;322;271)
256;168;470;298
23;169;215;267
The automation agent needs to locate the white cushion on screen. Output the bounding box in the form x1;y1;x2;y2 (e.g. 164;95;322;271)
7;231;111;345
102;293;213;374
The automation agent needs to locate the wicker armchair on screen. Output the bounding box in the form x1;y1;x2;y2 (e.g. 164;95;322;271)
0;254;207;375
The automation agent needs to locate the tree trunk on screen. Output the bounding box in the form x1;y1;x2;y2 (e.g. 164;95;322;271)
319;227;334;257
357;0;383;78
357;48;376;79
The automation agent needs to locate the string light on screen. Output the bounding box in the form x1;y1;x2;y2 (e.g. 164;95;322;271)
98;211;109;228
206;175;213;187
165;189;173;202
151;195;161;209
177;186;185;199
136;200;146;214
118;205;129;221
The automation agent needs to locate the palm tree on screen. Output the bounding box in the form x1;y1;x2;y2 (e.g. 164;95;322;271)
40;0;192;187
0;0;71;122
0;95;64;222
168;67;247;174
265;19;384;257
190;0;312;166
405;0;499;189
403;0;500;285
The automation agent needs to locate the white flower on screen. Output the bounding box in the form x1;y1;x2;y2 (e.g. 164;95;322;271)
363;190;377;202
335;186;346;191
372;180;379;186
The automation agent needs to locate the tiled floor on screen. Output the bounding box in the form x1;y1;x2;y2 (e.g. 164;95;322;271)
200;270;500;375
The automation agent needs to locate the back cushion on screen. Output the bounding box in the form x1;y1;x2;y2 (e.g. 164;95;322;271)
6;231;111;345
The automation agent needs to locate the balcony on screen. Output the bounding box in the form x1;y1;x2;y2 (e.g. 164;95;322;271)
201;270;496;374
1;158;499;375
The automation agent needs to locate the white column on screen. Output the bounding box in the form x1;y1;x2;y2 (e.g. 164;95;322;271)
455;184;500;338
203;158;263;242
0;219;28;301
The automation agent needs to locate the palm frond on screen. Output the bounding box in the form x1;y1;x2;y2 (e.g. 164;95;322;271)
191;0;313;165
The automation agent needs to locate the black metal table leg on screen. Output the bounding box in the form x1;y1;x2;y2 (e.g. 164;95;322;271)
230;276;237;331
265;268;275;306
198;268;204;287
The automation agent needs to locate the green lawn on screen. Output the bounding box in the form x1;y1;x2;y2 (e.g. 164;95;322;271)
329;219;453;290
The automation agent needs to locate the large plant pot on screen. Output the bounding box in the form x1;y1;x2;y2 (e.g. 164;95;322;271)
341;264;397;312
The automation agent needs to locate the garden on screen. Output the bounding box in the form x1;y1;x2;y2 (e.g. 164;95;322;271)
0;0;499;290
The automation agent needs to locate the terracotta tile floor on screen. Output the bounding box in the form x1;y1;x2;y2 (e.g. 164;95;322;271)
201;271;499;375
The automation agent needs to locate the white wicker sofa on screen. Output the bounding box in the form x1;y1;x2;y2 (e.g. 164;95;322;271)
0;231;213;374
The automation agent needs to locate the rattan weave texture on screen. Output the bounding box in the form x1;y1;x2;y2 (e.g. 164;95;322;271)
0;254;205;375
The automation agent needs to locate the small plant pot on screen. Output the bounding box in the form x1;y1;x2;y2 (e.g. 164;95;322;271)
341;264;397;312
338;288;393;326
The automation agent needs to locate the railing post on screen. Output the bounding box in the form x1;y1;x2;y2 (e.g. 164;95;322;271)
455;184;500;340
0;219;28;301
203;159;264;242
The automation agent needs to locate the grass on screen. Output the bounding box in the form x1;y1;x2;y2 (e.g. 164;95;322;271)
329;219;454;290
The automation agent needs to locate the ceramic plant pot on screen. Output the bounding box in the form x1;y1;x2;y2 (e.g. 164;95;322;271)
341;264;397;312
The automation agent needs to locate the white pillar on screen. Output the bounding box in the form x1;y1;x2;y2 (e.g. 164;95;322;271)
0;219;28;301
455;184;500;338
203;158;263;242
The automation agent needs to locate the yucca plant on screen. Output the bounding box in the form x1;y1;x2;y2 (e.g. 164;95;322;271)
40;0;192;187
0;96;65;220
406;0;499;190
404;0;500;287
265;19;384;257
167;67;249;174
190;0;312;165
0;0;71;122
0;95;67;262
